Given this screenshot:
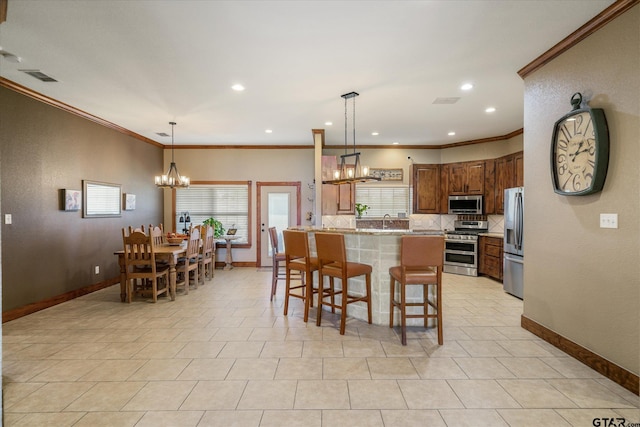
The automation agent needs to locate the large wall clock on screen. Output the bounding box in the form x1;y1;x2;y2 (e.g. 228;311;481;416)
550;92;609;196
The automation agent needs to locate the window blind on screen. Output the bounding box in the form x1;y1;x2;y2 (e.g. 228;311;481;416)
355;185;411;217
176;184;249;243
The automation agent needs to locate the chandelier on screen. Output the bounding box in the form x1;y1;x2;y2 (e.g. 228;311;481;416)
323;91;380;185
155;121;190;188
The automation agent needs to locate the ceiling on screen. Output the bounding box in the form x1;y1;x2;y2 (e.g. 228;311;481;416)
0;0;615;147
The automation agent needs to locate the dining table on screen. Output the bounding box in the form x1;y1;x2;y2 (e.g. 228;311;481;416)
114;242;187;302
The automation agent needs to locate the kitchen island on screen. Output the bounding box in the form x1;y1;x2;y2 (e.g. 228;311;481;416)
290;227;443;326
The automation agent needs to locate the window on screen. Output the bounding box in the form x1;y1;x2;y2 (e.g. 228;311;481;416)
355;184;411;217
175;182;250;244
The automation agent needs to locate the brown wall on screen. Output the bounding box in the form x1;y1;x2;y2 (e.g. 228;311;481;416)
0;87;163;312
522;5;639;375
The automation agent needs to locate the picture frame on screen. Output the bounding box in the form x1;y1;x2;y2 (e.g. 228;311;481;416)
123;193;136;211
83;180;122;218
370;168;403;182
63;189;82;211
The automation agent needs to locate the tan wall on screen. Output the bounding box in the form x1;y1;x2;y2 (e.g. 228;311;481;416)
522;6;639;374
162;148;316;263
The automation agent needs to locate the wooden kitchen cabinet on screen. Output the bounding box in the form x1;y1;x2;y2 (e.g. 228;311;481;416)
412;164;440;214
479;235;503;282
448;160;485;195
483;159;496;214
322;182;355;215
495;151;523;214
439;163;449;214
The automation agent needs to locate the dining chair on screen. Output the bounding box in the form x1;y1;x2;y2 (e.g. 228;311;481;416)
282;229;318;322
389;235;444;345
268;227;287;300
121;228;169;303
176;226;200;295
199;224;216;282
314;232;372;335
149;224;165;246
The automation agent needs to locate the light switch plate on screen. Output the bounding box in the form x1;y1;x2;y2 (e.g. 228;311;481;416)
600;213;618;229
4;214;12;225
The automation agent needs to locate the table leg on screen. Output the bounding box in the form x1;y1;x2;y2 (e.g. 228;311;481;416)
118;254;127;302
169;264;177;301
224;239;234;270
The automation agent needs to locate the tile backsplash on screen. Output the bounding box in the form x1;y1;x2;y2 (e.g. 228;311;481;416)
321;214;505;233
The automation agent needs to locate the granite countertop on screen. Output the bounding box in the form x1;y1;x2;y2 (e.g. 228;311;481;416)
290;226;443;236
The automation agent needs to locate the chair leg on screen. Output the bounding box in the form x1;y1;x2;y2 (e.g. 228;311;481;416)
316;274;324;327
329;277;335;314
436;283;443;345
152;279;158;303
270;259;278;301
339;277;348;335
283;268;291;316
400;282;407;345
423;283;429;328
303;269;312;323
389;277;395;328
365;273;372;324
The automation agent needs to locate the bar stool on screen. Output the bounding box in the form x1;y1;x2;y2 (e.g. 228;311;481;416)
282;229;318;322
315;232;372;335
389;235;444;345
268;227;287;300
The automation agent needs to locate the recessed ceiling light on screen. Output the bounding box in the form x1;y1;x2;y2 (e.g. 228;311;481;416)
265;129;273;133
485;107;496;113
460;83;473;91
371;132;379;136
392;142;399;145
325;121;333;126
448;131;456;136
231;84;245;91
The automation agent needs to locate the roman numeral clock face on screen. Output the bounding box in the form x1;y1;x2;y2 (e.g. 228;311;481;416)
551;95;609;196
553;112;596;193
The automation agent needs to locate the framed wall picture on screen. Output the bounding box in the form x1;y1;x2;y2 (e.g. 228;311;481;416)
370;168;403;182
124;193;136;210
83;180;121;218
63;189;82;211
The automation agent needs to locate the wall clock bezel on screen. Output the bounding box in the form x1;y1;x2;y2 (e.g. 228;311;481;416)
550;92;609;196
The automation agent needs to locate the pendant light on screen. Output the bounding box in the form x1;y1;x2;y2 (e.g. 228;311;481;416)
155;121;190;188
322;91;380;184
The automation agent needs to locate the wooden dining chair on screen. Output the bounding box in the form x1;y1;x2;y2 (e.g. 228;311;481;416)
121;228;169;303
199;224;215;282
389;235;444;345
314;232;372;335
149;224;165;246
176;226;200;294
269;227;287;300
282;229;318;322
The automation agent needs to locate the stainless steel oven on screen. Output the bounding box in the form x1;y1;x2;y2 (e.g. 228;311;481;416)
443;220;487;277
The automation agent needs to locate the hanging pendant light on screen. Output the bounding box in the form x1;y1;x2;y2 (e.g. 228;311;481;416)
155;121;190;188
322;91;380;185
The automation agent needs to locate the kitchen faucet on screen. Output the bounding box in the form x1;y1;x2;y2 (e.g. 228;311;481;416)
383;214;391;229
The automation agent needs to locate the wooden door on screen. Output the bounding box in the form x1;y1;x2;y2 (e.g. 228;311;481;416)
514;152;524;187
448;163;466;194
466;161;485;194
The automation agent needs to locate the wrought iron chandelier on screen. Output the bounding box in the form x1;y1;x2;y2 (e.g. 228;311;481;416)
323;91;380;185
155;121;190;188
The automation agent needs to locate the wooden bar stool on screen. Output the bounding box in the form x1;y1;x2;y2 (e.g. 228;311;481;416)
282;229;318;322
315;232;372;335
389;235;444;345
268;227;287;300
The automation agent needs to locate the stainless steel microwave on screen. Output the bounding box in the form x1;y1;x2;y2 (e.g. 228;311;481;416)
448;195;483;214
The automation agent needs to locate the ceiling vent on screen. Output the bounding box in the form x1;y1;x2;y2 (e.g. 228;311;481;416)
156;132;170;137
20;69;57;82
433;97;460;104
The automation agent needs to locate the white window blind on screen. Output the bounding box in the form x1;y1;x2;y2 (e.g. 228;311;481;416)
176;184;249;243
355;185;411;217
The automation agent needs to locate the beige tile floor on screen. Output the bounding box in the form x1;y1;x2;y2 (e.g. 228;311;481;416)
2;269;639;426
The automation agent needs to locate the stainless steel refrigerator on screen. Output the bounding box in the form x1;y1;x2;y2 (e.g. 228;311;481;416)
503;187;524;299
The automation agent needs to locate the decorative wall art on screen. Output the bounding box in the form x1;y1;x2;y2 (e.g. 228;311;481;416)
370;168;403;182
124;193;136;210
83;180;122;218
63;189;81;211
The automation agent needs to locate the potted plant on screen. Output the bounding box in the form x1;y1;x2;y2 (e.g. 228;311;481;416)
203;217;225;238
355;203;369;219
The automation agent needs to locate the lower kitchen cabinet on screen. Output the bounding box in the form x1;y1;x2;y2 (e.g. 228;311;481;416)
479;235;503;282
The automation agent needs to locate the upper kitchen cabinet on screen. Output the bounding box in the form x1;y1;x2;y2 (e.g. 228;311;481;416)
322;183;355;215
495;151;523;214
448;160;485;195
413;164;440;214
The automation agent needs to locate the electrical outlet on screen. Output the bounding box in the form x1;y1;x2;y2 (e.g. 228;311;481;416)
599;213;618;229
94;265;100;275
